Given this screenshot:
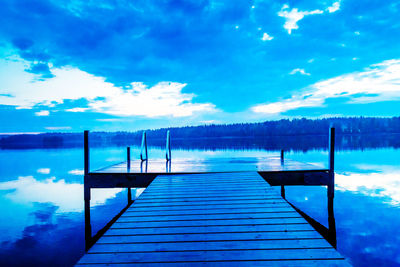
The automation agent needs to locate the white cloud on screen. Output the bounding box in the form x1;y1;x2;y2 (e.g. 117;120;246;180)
252;59;400;114
289;68;310;76
68;169;84;175
37;168;51;174
354;31;360;35
65;107;88;112
278;5;323;34
261;32;274;41
0;58;217;118
89;82;217;117
35;110;49;116
327;1;341;13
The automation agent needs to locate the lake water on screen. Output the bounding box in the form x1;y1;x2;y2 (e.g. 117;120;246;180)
1;142;400;266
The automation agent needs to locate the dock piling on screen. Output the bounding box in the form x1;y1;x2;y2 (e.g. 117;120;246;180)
83;130;92;250
84;130;89;175
328;127;335;199
127;147;131;171
127;146;132;203
280;149;285;198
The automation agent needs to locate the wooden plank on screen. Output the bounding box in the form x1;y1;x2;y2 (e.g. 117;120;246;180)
77;259;349;266
107;223;314;235
112;218;308;228
97;231;324;244
124;207;295;216
140;188;277;196
127;203;292;212
135;195;283;204
132;199;286;208
89;239;332;253
118;212;301;222
138;191;280;200
142;188;276;194
78;248;343;264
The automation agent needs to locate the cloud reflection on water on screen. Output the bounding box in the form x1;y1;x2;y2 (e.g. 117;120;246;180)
336;168;400;206
0;176;123;212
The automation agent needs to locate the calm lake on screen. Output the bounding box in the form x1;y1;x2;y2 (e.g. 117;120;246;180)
1;138;400;266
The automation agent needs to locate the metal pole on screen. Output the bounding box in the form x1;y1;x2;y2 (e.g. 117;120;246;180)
140;131;148;161
166;130;171;161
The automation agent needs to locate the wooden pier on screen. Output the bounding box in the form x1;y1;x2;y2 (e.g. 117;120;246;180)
76;128;350;266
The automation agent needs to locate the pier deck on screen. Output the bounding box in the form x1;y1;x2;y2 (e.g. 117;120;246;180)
93;156;323;174
76;172;348;266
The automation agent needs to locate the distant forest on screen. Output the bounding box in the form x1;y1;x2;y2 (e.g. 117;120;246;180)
2;117;400;150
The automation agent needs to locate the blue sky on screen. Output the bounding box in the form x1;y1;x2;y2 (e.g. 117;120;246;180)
1;0;400;133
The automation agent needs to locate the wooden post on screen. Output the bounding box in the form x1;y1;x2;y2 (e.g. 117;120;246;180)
127;147;131;171
84;182;92;250
328;127;335;199
127;146;132;203
84;130;89;175
328;194;336;248
83;130;92;250
280;149;285;198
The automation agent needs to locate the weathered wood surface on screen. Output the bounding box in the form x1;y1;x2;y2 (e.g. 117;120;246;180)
93;157;325;174
76;172;348;266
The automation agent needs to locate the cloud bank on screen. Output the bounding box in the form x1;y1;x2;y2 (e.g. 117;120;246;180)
0;58;217;118
252;59;400;114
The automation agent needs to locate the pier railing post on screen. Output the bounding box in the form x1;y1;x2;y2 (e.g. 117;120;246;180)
84;131;90;175
328;127;335;199
127;147;131;171
166;130;171;161
127;146;132;204
83;130;92;250
140;131;148;161
280;149;285;198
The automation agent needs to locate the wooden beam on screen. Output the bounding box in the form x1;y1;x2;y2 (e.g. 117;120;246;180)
86;173;157;188
259;170;330;186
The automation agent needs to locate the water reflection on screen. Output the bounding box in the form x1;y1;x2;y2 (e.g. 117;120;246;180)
0;146;400;266
0;176;123;212
336;172;400;205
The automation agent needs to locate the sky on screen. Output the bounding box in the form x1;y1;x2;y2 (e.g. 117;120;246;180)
1;0;400;133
